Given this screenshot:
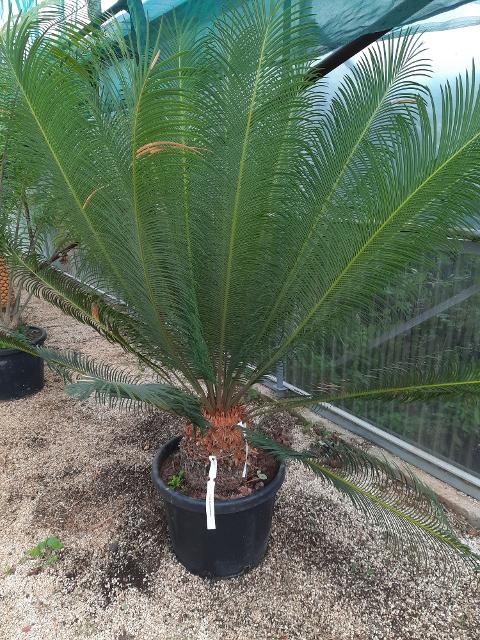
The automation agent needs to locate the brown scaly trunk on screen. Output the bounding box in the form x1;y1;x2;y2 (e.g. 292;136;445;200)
0;256;13;309
183;406;253;468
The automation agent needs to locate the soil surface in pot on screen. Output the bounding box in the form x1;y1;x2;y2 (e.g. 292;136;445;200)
159;409;294;499
159;443;279;500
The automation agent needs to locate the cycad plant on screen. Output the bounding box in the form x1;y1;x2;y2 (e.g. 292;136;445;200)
0;94;42;331
0;57;61;332
1;1;480;568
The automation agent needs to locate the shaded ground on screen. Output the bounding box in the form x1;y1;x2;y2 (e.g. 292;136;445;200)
0;299;479;640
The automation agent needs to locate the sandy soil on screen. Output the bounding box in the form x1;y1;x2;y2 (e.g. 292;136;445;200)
0;299;479;640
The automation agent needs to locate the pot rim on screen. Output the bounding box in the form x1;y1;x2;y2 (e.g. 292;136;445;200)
152;436;286;514
0;325;47;356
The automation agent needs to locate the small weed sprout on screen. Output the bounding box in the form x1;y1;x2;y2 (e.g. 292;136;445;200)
247;389;259;401
350;560;375;579
26;536;63;566
167;470;186;491
302;421;314;434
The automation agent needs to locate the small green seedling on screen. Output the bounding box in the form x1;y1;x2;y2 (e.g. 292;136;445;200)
350;560;375;579
167;469;185;491
302;420;314;434
257;470;268;481
27;536;63;566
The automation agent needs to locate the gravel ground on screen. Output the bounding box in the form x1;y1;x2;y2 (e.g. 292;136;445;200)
0;299;479;640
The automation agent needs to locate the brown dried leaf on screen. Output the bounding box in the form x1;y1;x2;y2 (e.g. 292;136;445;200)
135;141;203;158
91;303;100;322
149;50;160;70
83;186;104;209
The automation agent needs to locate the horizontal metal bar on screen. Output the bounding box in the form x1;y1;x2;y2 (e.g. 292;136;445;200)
368;283;480;350
315;403;480;500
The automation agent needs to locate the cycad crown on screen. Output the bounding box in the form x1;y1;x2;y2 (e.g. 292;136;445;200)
1;0;480;569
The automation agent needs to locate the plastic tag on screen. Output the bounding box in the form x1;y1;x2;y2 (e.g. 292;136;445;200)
238;421;249;478
206;455;217;530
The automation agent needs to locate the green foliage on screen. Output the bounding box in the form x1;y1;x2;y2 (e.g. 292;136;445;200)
0;3;65;330
167;469;185;491
1;1;480;568
244;427;480;571
350;561;375;578
26;536;64;566
302;420;314;434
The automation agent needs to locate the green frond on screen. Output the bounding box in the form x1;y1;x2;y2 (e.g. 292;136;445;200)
237;28;430;364
66;378;206;428
246;64;480;388
0;327;205;425
261;356;480;411
243;428;479;571
10;253;135;337
6;251;175;377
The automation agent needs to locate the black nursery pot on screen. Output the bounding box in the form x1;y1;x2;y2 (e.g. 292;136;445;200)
0;326;47;400
152;436;285;578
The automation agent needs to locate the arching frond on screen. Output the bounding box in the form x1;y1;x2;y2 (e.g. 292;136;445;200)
66;378;206;429
5;250;178;381
243;428;480;571
0;327;205;425
247;65;480;386
257;356;480;412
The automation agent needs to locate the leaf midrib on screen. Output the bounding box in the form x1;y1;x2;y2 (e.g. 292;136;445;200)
254;124;480;380
306;459;469;554
217;19;271;374
131;62;180;357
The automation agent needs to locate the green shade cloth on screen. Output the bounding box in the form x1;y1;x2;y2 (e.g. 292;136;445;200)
139;0;480;53
3;1;479;49
307;0;480;49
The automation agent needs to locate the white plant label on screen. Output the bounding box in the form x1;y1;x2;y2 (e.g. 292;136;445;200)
239;421;249;478
206;455;217;530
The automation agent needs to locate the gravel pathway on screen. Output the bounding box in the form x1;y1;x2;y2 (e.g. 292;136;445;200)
0;299;479;640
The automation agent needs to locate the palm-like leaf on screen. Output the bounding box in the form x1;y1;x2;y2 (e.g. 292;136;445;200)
243;428;480;570
2;1;480;566
255;356;480;411
0;326;206;425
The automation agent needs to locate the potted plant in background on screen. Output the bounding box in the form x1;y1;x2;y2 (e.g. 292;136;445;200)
0;110;49;399
0;28;75;400
1;1;480;576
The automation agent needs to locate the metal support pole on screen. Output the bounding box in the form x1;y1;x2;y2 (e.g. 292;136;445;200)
275;361;285;395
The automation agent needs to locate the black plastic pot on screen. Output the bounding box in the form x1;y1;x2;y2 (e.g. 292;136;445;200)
0;326;47;400
152;436;285;578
